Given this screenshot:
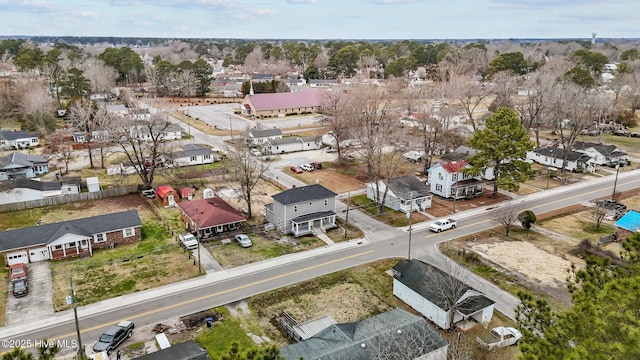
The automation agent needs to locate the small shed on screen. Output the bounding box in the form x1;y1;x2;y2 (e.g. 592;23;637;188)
179;187;194;201
86;177;101;193
156;185;177;207
203;188;214;199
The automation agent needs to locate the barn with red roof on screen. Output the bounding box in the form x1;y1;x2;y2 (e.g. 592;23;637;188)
156;185;178;207
178;197;246;238
241;89;321;119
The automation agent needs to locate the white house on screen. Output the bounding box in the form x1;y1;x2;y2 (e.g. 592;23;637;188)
366;175;432;212
130;123;183;141
428;160;484;199
263;136;322;155
169;144;221;167
571;141;628;166
244;128;283;147
393;259;495;330
526;147;595;173
0;130;40;150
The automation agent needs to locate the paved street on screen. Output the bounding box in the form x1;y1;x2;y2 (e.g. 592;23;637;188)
6;101;640;358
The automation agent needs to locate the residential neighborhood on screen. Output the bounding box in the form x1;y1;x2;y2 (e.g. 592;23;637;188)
0;26;639;360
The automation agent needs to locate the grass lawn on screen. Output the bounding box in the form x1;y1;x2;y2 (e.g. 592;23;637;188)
348;194;429;227
50;221;199;310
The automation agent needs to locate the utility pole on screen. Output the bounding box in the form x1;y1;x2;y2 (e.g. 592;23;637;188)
195;209;202;274
612;158;621;200
407;192;413;260
69;276;85;360
344;192;350;240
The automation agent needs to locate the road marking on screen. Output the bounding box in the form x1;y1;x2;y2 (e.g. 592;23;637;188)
32;249;376;347
423;176;640;236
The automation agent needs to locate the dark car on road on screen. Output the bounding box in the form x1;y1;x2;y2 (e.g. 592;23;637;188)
92;320;135;355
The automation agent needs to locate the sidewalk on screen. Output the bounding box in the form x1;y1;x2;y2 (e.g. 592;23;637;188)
0;238;370;339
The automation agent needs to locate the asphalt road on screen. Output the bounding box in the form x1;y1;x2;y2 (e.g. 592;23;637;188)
1;169;638;357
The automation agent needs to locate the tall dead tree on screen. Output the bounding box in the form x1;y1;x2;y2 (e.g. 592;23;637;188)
491;201;520;236
226;141;270;219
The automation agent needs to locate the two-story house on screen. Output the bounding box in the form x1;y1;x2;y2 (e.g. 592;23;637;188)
428;160;483;199
265;184;337;236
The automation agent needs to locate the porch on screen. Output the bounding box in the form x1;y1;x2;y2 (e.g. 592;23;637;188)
290;211;337;237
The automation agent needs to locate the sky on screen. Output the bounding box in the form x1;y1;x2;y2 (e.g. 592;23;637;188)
0;0;638;40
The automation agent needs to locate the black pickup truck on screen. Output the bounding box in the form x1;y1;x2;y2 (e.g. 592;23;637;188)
92;320;135;355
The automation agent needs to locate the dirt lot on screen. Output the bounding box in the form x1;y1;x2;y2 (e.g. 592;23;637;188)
287;166;366;194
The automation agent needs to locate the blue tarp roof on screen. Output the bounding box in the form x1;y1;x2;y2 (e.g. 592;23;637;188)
614;210;640;232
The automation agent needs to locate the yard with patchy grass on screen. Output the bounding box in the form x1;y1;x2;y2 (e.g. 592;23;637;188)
156;259;519;360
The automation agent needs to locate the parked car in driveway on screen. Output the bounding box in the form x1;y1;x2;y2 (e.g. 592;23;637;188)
92;320;135;355
311;162;322;169
300;163;315;172
12;279;28;297
476;326;522;350
234;234;253;248
250;149;262;156
179;233;199;250
9;263;27;282
290;166;303;174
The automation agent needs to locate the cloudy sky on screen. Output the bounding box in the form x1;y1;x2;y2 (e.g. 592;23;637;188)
0;0;638;40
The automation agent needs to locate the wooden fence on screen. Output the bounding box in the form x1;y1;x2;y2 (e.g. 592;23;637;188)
0;185;139;213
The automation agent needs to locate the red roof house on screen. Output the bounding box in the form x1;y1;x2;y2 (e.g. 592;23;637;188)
241;89;321;119
156;185;178;207
178;197;246;238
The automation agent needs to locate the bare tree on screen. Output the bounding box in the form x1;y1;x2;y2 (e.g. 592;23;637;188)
449;74;490;131
491;201;520;236
19;81;56;135
547;81;611;173
318;90;353;160
314;51;330;79
43;128;74;175
590;201;608;230
112;107;175;187
244;47;264;74
67;99;97;168
513;71;555;147
350;86;405;215
82;58;118;96
92;107;118;169
226;142;270;219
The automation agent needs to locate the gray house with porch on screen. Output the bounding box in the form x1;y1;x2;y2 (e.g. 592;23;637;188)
265;184;337;236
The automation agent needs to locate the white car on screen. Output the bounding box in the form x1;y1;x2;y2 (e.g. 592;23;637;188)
179;233;199;250
250;149;262;156
234;234;253;248
300;163;315;172
476;327;522;351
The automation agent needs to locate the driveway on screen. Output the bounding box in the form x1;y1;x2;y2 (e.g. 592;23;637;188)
5;262;54;326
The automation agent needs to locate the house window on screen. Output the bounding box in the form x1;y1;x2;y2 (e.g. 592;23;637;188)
123;228;134;237
294;205;298;212
438;173;443;180
216;225;223;232
204;154;211;160
190;156;197;162
54;245;62;250
452;173;458;181
66;242;76;248
94;233;106;243
324;199;328;206
436;184;442;192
